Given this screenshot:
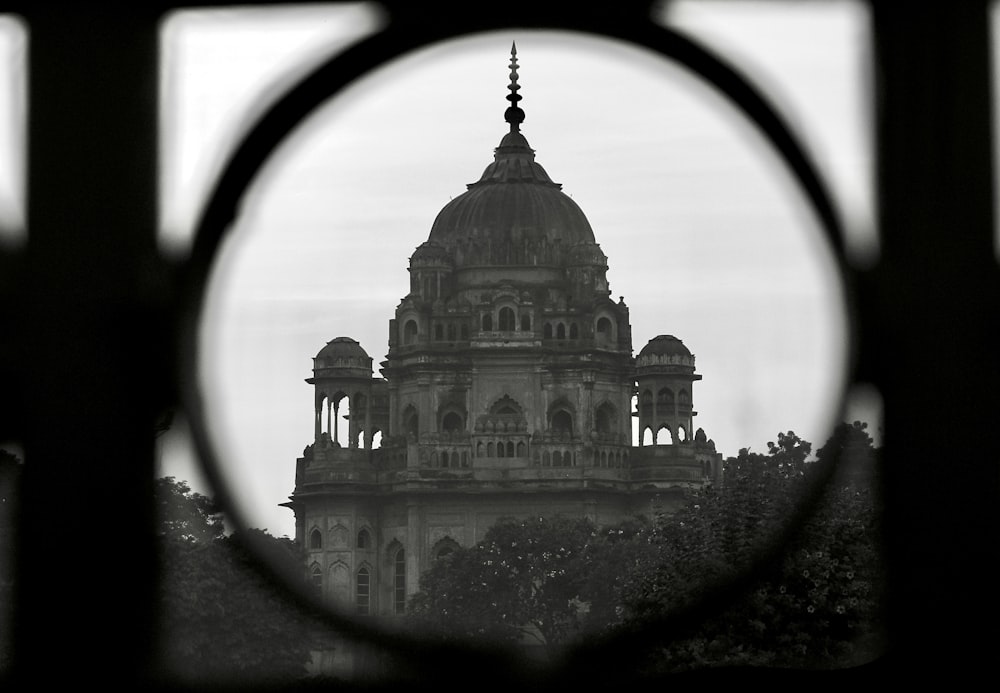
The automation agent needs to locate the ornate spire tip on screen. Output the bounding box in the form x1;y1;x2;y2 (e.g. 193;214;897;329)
504;42;525;132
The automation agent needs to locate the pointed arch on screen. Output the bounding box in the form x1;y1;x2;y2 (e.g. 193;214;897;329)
355;564;372;615
595;401;617;437
309;526;323;550
357;527;372;550
309;562;323;599
656;425;673;445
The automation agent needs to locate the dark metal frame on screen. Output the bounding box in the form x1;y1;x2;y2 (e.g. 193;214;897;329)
2;1;997;687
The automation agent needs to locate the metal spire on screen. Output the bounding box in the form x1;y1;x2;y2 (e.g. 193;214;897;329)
504;41;525;132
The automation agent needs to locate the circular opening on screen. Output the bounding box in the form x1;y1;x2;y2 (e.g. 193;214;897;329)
186;28;854;673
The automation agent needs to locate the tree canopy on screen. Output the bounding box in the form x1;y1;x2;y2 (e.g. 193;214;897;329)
156;477;318;684
407;423;884;672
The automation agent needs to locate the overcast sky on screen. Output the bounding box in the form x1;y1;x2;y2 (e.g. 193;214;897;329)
1;3;877;538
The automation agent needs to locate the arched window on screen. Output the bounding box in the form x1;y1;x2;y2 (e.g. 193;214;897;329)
595;403;615;437
393;547;406;615
556;323;566;339
447;324;456;341
442;412;463;433
487;441;495;457
309;528;322;550
497;442;505;458
596;316;613;343
543;451;551;466
677;426;687;442
544;323;553;339
441;451;449;467
641;426;653;446
553;450;563;466
476;441;484;456
309;564;322;599
402;406;418;439
482;313;493;331
516;441;526;457
506;441;514;457
498;306;515;331
569;322;579;339
434;324;444;340
460;324;469;340
357;528;371;550
657;425;673;445
657;388;675;408
356;566;371;615
521;314;531;332
551;409;573;435
679;389;691;406
403;319;418;345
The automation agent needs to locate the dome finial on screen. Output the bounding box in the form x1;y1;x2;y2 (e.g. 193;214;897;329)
504;41;525;132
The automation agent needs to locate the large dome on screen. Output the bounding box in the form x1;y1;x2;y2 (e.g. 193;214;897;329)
428;131;596;257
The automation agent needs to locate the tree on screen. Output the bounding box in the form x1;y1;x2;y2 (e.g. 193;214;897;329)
408;516;598;655
616;424;884;671
156;477;318;684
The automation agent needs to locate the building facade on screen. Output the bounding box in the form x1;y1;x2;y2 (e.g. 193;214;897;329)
285;47;722;635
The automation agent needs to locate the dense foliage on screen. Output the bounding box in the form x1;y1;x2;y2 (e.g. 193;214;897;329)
156;477;317;684
409;516;597;655
407;423;884;672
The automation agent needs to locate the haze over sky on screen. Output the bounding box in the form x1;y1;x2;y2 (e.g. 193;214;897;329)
1;3;877;538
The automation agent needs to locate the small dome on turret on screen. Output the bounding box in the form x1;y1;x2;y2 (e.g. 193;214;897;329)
316;337;369;361
639;335;692;358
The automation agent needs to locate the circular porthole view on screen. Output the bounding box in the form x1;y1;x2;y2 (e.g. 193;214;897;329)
181;25;870;681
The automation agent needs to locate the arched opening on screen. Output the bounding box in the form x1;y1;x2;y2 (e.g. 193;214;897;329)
441;411;464;433
487;441;495;457
309;564;323;599
447;324;456;341
631;394;639;445
371;430;382;449
677;425;687;442
356;566;371;615
657;387;675;409
434;324;444;341
656;425;673;445
542;451;551;466
441;451;450;467
569;322;579;339
482;313;493;331
476;441;484;457
403;319;418;345
498;306;515;331
596;316;613;343
521;314;531;332
392;547;406;615
460;323;469;340
553;450;563;466
544;323;553;339
595;402;616;438
506;441;514;457
402;406;418;440
334;393;351;446
309;528;322;550
516;441;526;457
432;537;460;561
357;528;371;550
641;426;653;446
679;389;691;407
551;409;573;436
497;442;505;458
640;389;653;419
556;323;566;340
330;562;350;603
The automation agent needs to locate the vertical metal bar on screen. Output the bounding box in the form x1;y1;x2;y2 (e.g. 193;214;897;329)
17;8;161;682
872;1;1000;669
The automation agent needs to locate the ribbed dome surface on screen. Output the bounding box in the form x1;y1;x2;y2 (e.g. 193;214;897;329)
316;337;369;361
639;335;692;358
427;131;595;258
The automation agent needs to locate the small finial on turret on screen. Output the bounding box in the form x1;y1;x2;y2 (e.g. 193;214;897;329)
504;41;525;132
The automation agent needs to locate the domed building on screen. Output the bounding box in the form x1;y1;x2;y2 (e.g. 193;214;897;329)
286;46;721;636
